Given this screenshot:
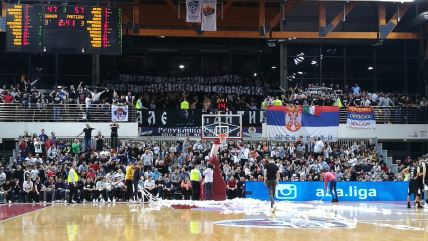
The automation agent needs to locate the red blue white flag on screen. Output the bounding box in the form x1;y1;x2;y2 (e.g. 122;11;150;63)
346;106;376;129
266;106;339;141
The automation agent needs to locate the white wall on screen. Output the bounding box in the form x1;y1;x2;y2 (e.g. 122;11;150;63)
262;124;428;140
0;122;139;139
337;124;428;140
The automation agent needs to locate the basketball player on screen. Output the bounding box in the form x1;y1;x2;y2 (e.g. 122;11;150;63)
420;155;428;206
264;159;280;210
403;159;423;209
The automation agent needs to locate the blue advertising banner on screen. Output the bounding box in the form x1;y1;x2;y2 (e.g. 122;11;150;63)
246;181;409;201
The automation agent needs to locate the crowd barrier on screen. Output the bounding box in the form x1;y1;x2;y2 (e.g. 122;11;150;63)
245;181;409;201
0;104;426;124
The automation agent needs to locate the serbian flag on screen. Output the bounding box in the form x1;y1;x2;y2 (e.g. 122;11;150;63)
346;106;376;129
266;106;339;141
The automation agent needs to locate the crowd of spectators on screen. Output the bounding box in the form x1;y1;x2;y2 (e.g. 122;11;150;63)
0;127;408;204
1;78;426;112
263;83;427;109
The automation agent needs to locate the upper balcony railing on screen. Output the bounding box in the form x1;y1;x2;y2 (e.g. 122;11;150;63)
0;103;138;122
0;103;426;124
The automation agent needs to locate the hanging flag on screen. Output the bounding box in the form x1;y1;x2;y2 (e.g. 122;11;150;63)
302;105;321;116
346;106;376;129
201;0;217;31
112;105;129;122
186;0;201;23
266;106;339;141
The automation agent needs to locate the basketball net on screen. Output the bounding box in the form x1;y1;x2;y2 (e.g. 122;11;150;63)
210;133;228;157
217;133;229;145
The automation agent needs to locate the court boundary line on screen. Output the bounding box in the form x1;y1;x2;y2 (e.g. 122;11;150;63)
0;205;52;223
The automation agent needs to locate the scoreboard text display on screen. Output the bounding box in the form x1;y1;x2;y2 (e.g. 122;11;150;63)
6;4;122;54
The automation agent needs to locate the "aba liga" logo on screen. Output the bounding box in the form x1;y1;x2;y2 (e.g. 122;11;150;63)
285;106;302;132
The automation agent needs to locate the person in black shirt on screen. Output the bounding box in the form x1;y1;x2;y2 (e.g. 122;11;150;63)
132;162;142;202
82;178;95;202
78;124;95;152
11;178;23;203
237;176;246;198
264;159;279;210
2;180;12;203
403;160;423;209
95;131;105;152
110;121;119;150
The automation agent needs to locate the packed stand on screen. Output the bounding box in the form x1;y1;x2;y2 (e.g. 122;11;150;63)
1;77;426;112
0;127;403;204
263;83;427;109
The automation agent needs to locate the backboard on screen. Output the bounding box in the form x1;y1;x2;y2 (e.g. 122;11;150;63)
201;114;242;140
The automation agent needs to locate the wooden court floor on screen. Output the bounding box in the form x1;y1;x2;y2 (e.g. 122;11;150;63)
0;202;427;241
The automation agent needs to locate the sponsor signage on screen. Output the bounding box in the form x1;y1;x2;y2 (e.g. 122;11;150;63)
138;110;264;128
140;127;262;137
246;181;408;201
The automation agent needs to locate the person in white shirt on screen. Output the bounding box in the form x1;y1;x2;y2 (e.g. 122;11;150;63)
239;145;249;167
313;138;325;158
34;154;43;164
0;168;6;186
103;178;113;202
23;177;35;202
95;178;104;202
144;176;157;196
87;88;108;104
370;92;378;104
363;98;372;107
203;164;214;200
114;169;125;181
141;149;154;171
33;138;43;154
47;146;57;161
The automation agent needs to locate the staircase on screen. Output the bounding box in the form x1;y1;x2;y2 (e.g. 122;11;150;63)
376;141;397;173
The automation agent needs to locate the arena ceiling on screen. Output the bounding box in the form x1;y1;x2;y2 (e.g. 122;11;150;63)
117;0;428;40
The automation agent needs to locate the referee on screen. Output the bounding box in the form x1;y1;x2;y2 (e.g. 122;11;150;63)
264;159;279;209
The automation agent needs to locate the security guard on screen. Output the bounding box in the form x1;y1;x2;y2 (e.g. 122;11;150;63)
135;96;143;111
180;98;189;110
67;162;79;204
272;97;283;106
190;165;201;200
261;100;267;110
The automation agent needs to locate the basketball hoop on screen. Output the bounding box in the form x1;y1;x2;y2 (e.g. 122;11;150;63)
217;133;229;145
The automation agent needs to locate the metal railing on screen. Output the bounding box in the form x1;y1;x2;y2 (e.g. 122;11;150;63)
0;103;137;122
338;106;428;124
0;103;426;124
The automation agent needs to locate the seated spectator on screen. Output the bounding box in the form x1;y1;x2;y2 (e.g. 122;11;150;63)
226;176;238;199
23;177;36;202
82;177;95;202
237;176;246;198
43;176;56;203
180;177;192;200
144;176;157;197
112;177;125;202
55;177;67;203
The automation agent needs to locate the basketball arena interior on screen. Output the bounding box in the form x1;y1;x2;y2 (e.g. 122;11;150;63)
0;0;428;240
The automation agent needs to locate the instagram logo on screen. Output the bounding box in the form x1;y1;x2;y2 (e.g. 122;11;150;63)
275;184;297;200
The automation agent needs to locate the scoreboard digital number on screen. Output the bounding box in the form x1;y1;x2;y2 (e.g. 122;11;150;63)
5;4;122;55
44;6;86;30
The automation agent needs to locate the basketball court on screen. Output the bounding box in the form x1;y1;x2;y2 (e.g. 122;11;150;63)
1;200;427;241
